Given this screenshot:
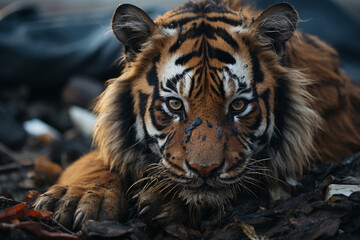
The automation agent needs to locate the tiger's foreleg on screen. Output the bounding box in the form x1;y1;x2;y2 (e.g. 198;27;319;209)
33;151;127;230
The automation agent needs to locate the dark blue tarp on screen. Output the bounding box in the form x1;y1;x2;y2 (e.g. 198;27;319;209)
0;6;123;89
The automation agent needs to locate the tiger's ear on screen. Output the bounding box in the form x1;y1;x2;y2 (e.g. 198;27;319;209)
112;4;156;61
251;3;299;56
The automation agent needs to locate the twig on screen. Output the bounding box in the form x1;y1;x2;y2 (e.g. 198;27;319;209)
50;218;76;235
0;142;20;163
238;209;287;219
39;220;62;233
0;161;34;174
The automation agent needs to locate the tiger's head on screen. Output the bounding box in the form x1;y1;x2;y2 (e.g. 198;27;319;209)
94;1;321;208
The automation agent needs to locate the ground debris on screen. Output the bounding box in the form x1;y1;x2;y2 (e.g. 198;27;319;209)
0;192;80;240
0;153;359;239
81;220;148;239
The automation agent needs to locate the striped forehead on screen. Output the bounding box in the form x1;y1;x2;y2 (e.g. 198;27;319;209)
156;5;253;99
158;53;252;99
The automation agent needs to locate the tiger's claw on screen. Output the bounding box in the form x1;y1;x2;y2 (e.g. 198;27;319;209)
73;211;85;230
139;205;151;216
153;211;169;220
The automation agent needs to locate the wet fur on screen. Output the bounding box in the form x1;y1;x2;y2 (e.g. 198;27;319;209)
36;0;360;229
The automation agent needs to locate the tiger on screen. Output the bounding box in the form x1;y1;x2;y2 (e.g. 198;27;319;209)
34;0;360;230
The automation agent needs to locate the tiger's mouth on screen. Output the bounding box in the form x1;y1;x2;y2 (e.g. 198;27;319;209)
182;179;224;192
139;156;268;208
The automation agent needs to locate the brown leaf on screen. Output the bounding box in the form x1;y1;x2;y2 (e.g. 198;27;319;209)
24;190;41;202
0;201;53;222
25;209;53;220
0;202;27;222
1;220;80;240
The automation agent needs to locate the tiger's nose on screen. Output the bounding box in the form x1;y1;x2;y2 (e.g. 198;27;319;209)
188;163;222;178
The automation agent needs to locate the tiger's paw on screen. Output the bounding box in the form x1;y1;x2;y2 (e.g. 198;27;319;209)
136;189;188;226
33;184;126;230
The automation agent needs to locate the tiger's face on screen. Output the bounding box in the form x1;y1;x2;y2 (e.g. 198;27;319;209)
132;22;275;205
96;1;318;208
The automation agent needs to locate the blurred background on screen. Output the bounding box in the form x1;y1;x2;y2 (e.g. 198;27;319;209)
0;0;359;200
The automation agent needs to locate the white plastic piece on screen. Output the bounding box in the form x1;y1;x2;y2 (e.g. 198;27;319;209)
68;106;96;137
325;184;360;200
23;119;61;139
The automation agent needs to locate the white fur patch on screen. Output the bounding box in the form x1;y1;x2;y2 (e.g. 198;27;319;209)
231;25;248;33
223;55;251;97
135;115;145;141
177;71;193;97
159;54;194;98
162;27;178;36
254;119;267;137
145;117;162;137
159;54;185;92
221;70;234;98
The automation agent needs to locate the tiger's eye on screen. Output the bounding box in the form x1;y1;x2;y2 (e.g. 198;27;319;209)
168;98;183;111
231;99;245;111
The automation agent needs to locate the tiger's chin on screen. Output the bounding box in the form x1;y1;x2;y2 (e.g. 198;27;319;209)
177;185;237;209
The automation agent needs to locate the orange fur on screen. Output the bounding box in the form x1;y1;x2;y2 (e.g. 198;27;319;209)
285;33;360;164
34;0;360;229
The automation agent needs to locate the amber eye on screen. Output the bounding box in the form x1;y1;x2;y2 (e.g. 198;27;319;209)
168;98;183;111
231;99;246;111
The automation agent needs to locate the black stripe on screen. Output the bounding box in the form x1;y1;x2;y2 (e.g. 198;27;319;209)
248;106;262;131
208;45;236;64
223;67;250;93
238;131;251;147
169;18;203;53
165;15;242;30
259;89;271;140
165;79;177;92
164;67;193;93
188;69;197;98
118;88;137;149
155;133;167;140
164;158;185;174
206;16;242;26
169;21;207;52
209;72;220;85
215;27;238;50
170;21;240;53
218;77;225;98
194;85;203;99
149;85;167;132
175;51;199;65
235;135;247;149
250;50;264;83
223;67;247;89
161;131;176;153
139;92;149;118
210;84;221;97
146;55;160;86
160;84;172;93
209;71;225;98
237;87;251;94
165;16;202;30
270;79;288;150
139;91;150;141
